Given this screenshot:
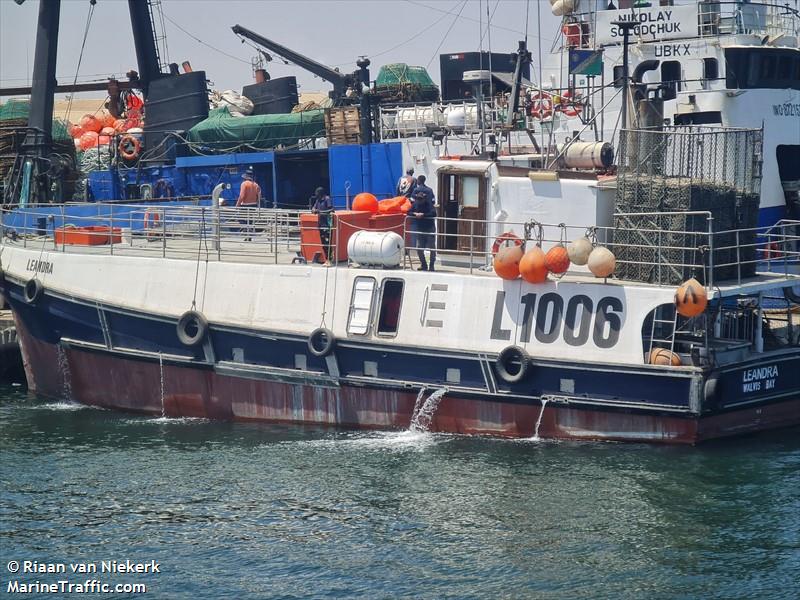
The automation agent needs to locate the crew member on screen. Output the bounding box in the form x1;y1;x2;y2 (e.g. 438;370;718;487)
236;167;261;241
409;175;437;271
396;168;417;197
311;187;334;266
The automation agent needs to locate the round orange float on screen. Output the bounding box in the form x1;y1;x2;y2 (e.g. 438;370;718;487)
519;246;548;283
649;348;682;366
674;277;708;317
494;245;524;280
545;245;570;274
352;192;379;214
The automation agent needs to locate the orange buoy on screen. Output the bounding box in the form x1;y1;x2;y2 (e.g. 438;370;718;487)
588;246;615;278
494;245;524;280
649;348;682;366
100;126;116;136
377;196;408;214
519;246;548;283
79;114;103;133
545;245;570;274
78;131;99;150
675;277;708;317
352;192;379;214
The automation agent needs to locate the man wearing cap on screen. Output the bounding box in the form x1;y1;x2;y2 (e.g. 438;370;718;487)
236;167;261;240
409;175;437;271
396;168;417;198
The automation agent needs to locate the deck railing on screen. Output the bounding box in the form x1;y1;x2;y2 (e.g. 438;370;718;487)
2;203;800;288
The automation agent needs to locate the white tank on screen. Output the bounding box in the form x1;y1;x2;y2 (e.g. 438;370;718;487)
347;231;404;267
396;107;441;135
551;0;576;16
563;141;614;169
446;107;466;130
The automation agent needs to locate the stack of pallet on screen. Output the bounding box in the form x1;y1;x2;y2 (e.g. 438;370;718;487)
324;107;361;145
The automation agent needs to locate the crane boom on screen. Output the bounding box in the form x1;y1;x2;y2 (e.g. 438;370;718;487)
231;24;350;98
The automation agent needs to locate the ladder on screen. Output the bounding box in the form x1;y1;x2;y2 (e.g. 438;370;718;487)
648;305;679;358
146;0;170;74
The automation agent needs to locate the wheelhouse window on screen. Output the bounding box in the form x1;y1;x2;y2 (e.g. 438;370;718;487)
376;279;404;336
725;48;800;91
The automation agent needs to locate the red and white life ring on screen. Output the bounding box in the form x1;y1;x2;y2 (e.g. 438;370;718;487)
492;232;524;256
118;134;141;161
144;210;161;237
559;90;583;118
529;92;553;120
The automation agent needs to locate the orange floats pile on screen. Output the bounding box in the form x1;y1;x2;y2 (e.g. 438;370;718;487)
674;277;707;317
352;192;379;214
377;196;412;214
519;246;548;283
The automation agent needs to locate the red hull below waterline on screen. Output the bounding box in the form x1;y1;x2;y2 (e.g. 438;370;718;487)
14;318;800;445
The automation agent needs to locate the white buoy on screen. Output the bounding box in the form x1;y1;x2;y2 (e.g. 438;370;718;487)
588;246;616;278
567;237;593;266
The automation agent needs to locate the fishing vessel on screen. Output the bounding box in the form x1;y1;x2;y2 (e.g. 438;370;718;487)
1;1;799;443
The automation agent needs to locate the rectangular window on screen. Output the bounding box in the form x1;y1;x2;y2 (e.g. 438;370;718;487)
376;279;404;336
461;176;481;208
347;277;376;335
761;54;776;80
778;56;792;82
661;61;682;93
703;58;719;82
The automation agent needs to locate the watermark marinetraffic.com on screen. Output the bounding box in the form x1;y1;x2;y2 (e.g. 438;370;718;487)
5;560;158;594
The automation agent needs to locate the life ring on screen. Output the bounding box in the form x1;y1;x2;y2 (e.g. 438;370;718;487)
118;134;141;161
559;90;582;118
176;310;208;347
308;327;336;357
495;345;530;384
529;92;553;120
23;279;44;305
492;232;524;256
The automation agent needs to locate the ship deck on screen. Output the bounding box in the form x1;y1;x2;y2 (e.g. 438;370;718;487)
4;230;800;299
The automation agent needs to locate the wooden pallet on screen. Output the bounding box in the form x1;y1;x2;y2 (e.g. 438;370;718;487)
324;107;361;145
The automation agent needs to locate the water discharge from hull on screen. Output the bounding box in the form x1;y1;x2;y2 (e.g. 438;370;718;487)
55;344;73;403
532;398;549;441
409;388;448;433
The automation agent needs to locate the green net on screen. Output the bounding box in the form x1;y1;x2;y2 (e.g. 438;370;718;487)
0;99;72;142
374;64;439;102
186;107;326;151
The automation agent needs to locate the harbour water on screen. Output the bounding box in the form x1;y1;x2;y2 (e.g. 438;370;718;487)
1;385;798;599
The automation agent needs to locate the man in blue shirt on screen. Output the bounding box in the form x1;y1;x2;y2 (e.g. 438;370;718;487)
311;187;334;266
409;175;437;271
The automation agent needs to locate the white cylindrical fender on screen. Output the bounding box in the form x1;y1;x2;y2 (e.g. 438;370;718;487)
563;141;614;169
347;231;404;267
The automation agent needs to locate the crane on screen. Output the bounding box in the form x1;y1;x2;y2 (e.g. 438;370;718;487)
231;24;374;144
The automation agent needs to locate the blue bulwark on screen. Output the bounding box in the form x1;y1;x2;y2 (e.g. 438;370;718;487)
328;143;402;208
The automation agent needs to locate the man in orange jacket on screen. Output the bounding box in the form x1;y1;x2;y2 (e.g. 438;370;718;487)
236;167;261;240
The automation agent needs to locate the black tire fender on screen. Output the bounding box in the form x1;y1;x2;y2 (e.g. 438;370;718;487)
308;327;336;357
176;310;208;347
495;345;530;384
23;279;44;305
